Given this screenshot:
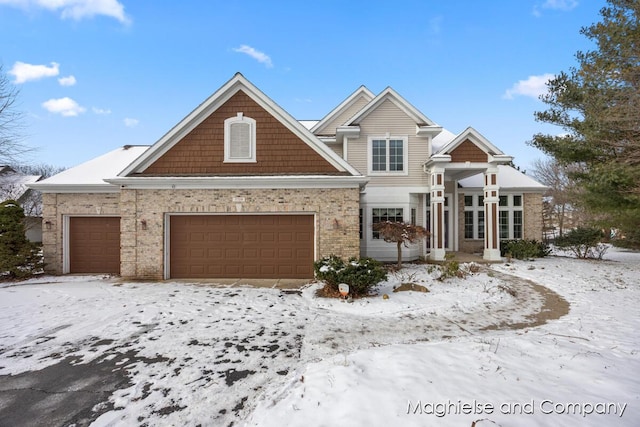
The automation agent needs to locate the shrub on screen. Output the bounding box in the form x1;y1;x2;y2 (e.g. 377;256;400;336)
0;200;44;279
427;253;465;281
555;227;608;259
314;256;387;297
611;229;640;250
501;239;551;259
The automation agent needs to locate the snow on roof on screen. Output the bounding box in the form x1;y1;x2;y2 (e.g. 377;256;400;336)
32;146;150;187
458;165;547;190
431;128;456;153
0;172;41;201
298;120;319;130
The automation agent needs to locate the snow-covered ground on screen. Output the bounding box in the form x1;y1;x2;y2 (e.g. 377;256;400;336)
0;247;638;426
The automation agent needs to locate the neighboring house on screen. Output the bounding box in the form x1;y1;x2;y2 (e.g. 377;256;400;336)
30;73;546;279
0;166;43;242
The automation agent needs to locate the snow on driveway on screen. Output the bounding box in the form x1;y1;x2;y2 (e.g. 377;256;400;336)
0;247;638;426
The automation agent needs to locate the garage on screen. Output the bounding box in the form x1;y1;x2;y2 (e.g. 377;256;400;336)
69;217;121;274
169;215;314;279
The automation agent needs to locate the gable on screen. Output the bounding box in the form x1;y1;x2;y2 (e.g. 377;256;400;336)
141;90;346;176
449;140;488;163
357;99;418;131
313;93;373;136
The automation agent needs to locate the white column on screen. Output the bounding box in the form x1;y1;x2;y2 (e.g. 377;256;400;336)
483;166;501;261
429;167;446;261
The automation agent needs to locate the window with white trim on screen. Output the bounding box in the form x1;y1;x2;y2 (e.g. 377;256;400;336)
499;195;524;240
463;194;485;240
224;113;256;163
368;136;407;174
372;208;404;239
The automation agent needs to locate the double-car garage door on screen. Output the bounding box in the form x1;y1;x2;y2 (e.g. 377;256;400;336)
169;215;314;279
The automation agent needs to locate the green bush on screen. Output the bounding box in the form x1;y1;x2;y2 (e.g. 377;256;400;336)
0;200;44;279
555;227;608;259
501;239;551;259
314;256;387;297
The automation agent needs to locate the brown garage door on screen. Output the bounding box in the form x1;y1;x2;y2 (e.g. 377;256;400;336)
170;215;314;279
69;217;121;274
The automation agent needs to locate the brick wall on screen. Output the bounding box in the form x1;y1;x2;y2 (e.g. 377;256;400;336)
524;193;544;241
120;187;360;279
43;188;360;279
41;193;121;274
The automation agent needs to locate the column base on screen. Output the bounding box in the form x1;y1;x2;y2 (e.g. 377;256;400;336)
429;248;446;262
483;248;502;261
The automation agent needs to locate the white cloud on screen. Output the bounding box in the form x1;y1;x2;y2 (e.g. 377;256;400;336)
0;0;130;24
92;107;111;115
9;61;59;84
124;117;139;127
503;73;555;100
233;45;273;68
42;97;86;116
533;0;579;16
58;75;76;86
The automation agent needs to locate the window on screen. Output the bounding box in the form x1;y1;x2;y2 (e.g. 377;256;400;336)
372;208;403;239
499;211;510;239
498;195;524;240
224;113;256;163
411;208;416;226
477;210;485;239
369;137;407;174
464;211;474;239
463;194;485;240
513;210;523;239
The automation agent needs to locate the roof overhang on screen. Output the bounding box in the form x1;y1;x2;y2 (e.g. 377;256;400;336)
105;175;369;190
416;125;443;137
28;183;120;194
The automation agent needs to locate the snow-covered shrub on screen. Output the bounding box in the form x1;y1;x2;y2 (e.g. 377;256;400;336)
0;200;44;279
427;253;465;281
314;256;387;297
555;227;608;259
501;239;551;259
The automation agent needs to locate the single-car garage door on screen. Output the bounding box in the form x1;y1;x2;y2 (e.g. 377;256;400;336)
69;216;121;274
169;215;314;279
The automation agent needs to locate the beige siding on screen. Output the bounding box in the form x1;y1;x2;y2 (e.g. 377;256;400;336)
314;95;371;136
347;100;430;186
326;143;343;158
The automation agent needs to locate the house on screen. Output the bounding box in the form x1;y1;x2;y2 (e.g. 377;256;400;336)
0;166;43;242
30;73;546;279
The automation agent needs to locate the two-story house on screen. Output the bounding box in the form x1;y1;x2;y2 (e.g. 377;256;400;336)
30;73;545;280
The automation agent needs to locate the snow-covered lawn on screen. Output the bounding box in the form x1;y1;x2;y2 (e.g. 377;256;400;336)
0;247;638;426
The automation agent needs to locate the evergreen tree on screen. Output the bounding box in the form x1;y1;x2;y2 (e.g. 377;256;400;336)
0;200;43;278
530;0;640;244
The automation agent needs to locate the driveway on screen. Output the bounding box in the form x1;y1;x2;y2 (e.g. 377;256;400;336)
0;267;568;426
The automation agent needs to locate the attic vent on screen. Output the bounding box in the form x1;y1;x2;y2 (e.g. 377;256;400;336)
224;115;257;163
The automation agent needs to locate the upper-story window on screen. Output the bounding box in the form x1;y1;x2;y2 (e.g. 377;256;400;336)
368;136;408;175
224;113;256;163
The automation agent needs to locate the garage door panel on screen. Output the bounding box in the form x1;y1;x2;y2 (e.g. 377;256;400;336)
69;217;120;274
170;214;313;279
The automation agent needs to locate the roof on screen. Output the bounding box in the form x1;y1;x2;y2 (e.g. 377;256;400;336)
458;165;547;190
0;171;41;201
29;146;150;193
120;73;363;177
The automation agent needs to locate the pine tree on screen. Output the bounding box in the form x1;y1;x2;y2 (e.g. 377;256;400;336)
530;0;640;245
0;200;43;278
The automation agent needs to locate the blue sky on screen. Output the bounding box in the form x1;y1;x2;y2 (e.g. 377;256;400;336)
0;0;606;171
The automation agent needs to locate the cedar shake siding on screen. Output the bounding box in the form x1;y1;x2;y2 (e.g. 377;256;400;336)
450;140;488;163
141;91;344;175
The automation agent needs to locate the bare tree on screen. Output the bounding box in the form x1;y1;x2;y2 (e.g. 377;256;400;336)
531;158;583;238
0;64;30;164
